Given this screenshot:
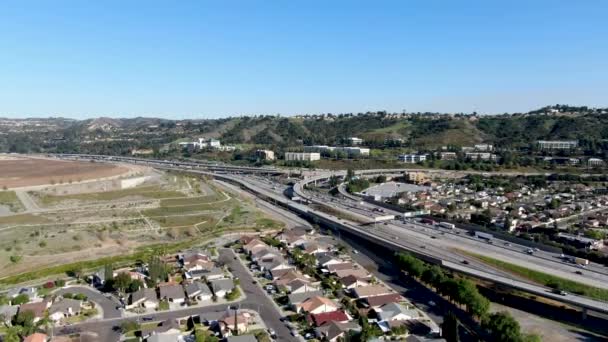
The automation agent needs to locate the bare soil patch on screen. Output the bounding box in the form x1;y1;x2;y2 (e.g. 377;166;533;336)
0;158;128;188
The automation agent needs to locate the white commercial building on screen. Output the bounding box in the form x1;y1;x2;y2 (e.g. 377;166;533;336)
348;137;363;145
303;146;369;157
398;154;427;163
439;152;457;160
588;158;604;167
474;144;493;151
465;152;498;161
537;140;578;150
285;152;321;162
256;149;275;161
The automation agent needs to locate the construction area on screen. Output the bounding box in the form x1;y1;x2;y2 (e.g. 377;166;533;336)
0;156;284;281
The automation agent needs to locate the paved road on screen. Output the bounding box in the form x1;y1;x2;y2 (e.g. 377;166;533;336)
219;248;297;342
54;285;122;318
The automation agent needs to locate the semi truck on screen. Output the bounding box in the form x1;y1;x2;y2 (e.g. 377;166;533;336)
566;256;589;266
474;231;493;240
439;222;456;229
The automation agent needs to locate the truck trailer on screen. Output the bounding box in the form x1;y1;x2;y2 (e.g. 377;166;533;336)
474;231;493;240
439;222;456;229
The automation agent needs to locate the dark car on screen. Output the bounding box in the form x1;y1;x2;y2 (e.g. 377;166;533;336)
462;260;469;265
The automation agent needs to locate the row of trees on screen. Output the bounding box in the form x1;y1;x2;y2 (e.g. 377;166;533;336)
396;253;490;319
395;253;540;342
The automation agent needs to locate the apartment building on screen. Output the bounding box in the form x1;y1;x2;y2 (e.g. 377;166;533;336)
537;140;578;150
285;152;321;161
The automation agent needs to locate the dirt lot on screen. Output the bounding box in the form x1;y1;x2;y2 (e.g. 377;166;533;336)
0;173;285;281
0;157;129;188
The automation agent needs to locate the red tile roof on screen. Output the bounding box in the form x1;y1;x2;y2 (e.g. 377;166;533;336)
307;310;349;326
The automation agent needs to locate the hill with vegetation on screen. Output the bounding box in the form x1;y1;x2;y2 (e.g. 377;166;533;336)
1;105;607;156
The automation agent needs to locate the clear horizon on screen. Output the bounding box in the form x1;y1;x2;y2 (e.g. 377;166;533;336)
1;1;607;119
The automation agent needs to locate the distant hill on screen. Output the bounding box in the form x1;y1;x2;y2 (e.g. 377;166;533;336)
0;105;607;155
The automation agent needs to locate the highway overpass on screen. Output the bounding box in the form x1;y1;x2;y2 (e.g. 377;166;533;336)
51;153;608;316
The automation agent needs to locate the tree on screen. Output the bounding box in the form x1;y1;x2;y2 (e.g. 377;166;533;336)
421;265;445;289
442;311;460;342
482;311;522;342
128;279;144;293
104;263;114;283
113;272;133;293
439;278;459;303
11;310;36;336
3;326;21;342
148;256;168;285
12;294;29;305
120;320;141;333
67;265;83;280
468;293;490;319
396;253;425;278
346;168;355;181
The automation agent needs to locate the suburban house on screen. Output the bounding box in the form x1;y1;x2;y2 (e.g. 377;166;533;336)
0;305;18;325
186;266;224;281
185;281;213;302
326;262;354;273
362;293;405;309
302;242;330;255
128;288;159;309
202;267;225;281
273;270;309;287
251;248;281;262
48;298;82;322
307;310;350;327
23;333;48;342
159;284;185;304
352;285;393;299
257;256;293;273
288;290;324;308
295;296;340;314
243;239;268;255
289;280;320;294
316;255;345;268
334;268;371;280
374;302;419;322
209;278;235;298
143;320;183;342
315;321;361;342
275;229;309;247
218;311;253;335
18;301;50;322
181;252;214;272
341;275;370;290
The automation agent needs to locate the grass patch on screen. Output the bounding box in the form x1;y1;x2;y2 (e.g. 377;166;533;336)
0;191;24;212
0;225;269;287
467;252;608;301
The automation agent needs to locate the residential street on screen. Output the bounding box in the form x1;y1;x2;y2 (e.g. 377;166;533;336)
50;248;296;342
54;285;122;319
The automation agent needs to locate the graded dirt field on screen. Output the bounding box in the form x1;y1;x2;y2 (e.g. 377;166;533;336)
0;157;129;188
0;172;285;284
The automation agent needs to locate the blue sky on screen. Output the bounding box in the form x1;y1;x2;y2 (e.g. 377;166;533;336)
1;1;606;119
